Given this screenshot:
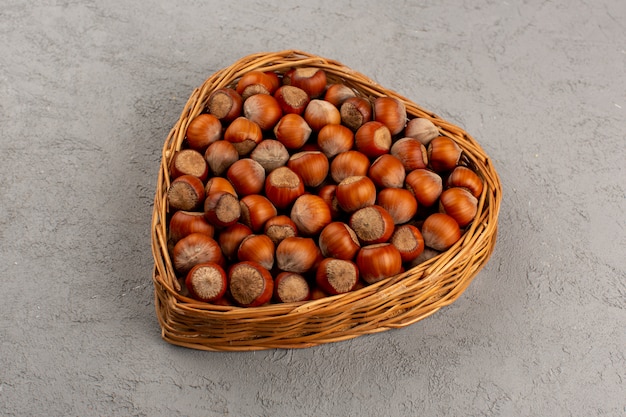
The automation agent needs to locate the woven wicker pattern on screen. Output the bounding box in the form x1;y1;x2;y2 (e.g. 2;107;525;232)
151;50;502;351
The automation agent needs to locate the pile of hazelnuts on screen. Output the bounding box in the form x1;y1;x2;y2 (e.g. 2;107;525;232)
166;67;484;307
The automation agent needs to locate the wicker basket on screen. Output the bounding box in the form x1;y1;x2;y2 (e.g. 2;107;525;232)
151;50;501;351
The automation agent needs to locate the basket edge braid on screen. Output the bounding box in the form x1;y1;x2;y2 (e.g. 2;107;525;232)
151;49;502;351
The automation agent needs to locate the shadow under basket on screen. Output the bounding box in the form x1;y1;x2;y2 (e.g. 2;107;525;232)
151;50;502;351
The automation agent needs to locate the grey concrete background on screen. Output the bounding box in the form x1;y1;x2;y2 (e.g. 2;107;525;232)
1;0;624;416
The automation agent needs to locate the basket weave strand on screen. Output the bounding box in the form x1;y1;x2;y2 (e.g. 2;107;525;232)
151;50;502;351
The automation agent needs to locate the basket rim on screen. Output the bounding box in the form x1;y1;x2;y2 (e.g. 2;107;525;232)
150;49;502;350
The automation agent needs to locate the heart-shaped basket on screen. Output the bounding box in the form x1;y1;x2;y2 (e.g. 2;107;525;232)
150;50;502;351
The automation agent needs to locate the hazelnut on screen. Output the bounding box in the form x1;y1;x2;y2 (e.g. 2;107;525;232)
335;176;377;213
316;258;360;295
355;121;392;157
356;243;403;284
228;261;274;307
273;272;311;303
290;194;332;236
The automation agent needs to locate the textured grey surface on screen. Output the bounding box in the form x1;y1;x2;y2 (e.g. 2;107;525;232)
1;0;625;416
